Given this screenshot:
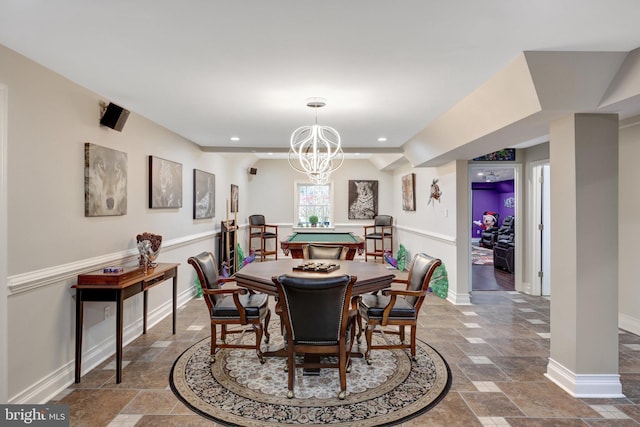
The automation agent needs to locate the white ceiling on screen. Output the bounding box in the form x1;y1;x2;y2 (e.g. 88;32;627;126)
1;1;640;155
469;166;515;183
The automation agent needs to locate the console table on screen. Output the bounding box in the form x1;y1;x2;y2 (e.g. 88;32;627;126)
72;262;179;383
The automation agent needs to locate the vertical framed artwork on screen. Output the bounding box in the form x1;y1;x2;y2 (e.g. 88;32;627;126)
84;143;127;217
149;156;183;208
230;184;239;213
402;173;416;211
193;169;215;219
348;180;378;219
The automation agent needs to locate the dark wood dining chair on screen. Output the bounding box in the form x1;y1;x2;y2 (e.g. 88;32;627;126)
272;274;358;400
363;215;393;262
188;251;271;363
302;244;348;260
357;253;441;363
248;214;279;261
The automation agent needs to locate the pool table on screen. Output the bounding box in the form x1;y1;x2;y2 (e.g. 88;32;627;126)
280;232;365;260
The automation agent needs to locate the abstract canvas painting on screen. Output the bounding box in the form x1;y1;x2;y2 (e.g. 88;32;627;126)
402;173;416;211
149;156;183;208
84;143;127;217
193;169;215;219
348;180;378;219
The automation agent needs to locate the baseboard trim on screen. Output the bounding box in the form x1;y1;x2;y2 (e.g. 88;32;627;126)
545;357;624;398
9;287;196;404
447;289;472;305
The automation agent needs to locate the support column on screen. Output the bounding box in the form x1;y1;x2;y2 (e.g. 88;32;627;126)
453;159;471;304
546;113;622;397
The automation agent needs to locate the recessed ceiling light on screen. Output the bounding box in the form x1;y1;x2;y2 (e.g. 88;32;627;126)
377;137;387;142
267;152;273;156
477;172;484;176
230;136;240;141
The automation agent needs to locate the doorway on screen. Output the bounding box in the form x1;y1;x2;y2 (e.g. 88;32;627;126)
470;165;516;291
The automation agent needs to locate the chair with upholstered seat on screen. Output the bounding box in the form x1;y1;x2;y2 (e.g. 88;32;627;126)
357;253;441;363
272;274;358;400
302;244;348;260
188;251;271;363
248;214;279;261
363;215;393;262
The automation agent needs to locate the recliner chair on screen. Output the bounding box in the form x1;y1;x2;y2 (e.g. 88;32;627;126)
493;216;515;273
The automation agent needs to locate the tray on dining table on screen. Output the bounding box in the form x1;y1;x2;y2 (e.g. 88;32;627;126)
292;262;340;273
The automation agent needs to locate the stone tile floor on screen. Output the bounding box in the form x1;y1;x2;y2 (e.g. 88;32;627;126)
50;290;640;426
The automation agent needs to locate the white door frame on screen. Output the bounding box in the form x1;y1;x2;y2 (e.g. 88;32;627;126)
468;163;523;292
0;84;8;402
529;160;551;296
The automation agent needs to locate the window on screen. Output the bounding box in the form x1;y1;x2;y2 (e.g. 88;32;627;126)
294;181;334;227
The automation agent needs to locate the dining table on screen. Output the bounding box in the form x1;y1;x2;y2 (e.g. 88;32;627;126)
234;258;395;296
234;258;397;371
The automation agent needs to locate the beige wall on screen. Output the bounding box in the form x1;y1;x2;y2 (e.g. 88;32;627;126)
619;120;640;335
0;44;252;402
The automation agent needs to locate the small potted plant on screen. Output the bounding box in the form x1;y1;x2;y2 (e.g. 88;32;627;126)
308;215;319;227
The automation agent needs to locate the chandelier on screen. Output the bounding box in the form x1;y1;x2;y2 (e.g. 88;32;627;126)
288;98;344;184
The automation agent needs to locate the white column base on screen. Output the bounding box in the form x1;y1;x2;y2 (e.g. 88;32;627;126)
545;358;624;398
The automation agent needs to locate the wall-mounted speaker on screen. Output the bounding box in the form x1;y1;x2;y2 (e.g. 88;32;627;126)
249;168;258;175
100;102;130;132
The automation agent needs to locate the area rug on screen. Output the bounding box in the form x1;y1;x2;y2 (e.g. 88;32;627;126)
170;330;451;426
472;245;494;265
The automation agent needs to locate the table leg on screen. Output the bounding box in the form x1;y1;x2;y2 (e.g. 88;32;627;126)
143;290;148;334
116;290;123;384
172;272;177;334
74;289;83;383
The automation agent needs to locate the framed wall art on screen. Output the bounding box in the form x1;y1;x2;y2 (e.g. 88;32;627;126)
473;149;516;161
348;180;378;219
402;173;416;211
230;184;239;213
193;169;215;219
149;156;183;208
84;143;127;217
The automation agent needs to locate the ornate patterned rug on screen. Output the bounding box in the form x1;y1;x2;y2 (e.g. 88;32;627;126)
472;245;494;265
170;330;451;426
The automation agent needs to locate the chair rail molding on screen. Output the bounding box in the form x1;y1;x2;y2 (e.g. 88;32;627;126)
394;224;456;245
7;230;215;295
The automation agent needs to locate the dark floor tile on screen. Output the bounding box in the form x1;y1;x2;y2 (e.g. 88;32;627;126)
404;392;483;426
459;391;526;417
499;381;600;418
505;418;590;426
134;414;220;426
456;363;512;382
60;388;138;427
491;356;549;382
